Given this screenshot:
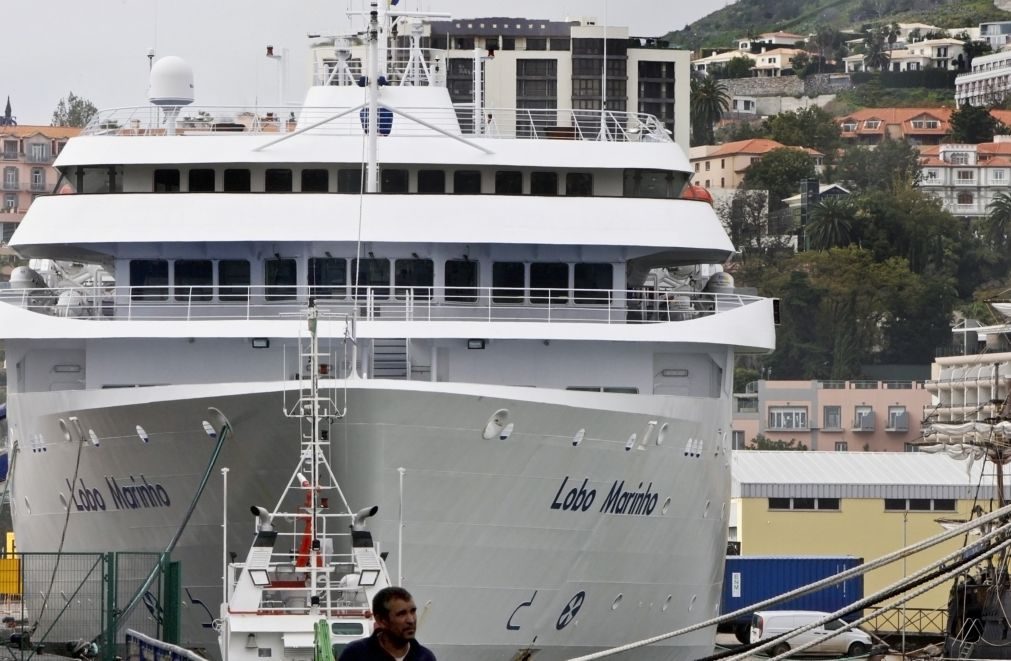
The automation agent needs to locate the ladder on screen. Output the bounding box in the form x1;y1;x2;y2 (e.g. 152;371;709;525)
371;338;408;379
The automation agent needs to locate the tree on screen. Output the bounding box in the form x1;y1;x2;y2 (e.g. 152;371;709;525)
747;434;808;451
949;103;1007;143
690;74;730;146
51;92;97;128
957;33;992;71
716;189;795;260
985;192;1011;245
862;31;890;71
763;107;840;155
836;139;920;193
806;195;856;250
712;56;754;80
743;147;817;204
884;22;900;51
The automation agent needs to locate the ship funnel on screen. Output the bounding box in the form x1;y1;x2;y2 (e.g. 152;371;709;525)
351;505;379;530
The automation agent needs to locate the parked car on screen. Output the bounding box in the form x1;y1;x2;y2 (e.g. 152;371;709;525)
750;610;872;657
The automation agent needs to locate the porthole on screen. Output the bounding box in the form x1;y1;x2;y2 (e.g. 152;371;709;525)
611;594;623;610
624;433;636;451
136;425;150;444
482;409;510;440
572;429;585;447
499;422;514;441
88;430;100;447
661;497;672;515
689;594;697;611
657;423;668;446
58;419;71;443
663;595;673;612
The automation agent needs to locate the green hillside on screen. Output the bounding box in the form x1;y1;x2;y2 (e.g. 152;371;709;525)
667;0;1010;49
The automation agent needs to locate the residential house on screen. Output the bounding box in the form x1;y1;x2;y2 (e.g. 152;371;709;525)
836;107;952;145
919;138;1011;218
691;50;756;75
844;37;964;72
731;450;990;622
735;31;808;52
750;48;806;77
979;21;1011;49
0;124;78;244
732;379;930;452
955;50;1011;107
688;139;823;191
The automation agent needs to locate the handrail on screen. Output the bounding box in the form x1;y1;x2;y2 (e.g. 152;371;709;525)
0;284;764;325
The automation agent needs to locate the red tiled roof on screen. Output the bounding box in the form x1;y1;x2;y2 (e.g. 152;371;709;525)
837;107;952;137
920;141;1011;166
705;138;823;158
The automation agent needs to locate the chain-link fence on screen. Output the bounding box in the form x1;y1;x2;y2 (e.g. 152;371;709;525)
0;552;178;661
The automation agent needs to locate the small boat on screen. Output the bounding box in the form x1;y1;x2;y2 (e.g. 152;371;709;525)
217;304;393;661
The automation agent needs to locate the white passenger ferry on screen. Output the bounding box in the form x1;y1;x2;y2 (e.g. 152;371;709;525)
0;3;775;659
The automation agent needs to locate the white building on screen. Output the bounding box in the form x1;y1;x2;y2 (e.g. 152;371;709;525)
845;37;964;72
955;50;1011;107
919;139;1011;218
980;21;1011;49
691;50;756;75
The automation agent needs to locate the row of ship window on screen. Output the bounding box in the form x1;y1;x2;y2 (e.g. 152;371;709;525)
67;166;684;198
129;258;614;303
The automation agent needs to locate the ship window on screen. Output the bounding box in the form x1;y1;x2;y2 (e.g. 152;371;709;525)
130;260;169;301
495;170;523;195
453;170;482;194
352;258;390;299
492;262;525;303
381;169;408;193
308;257;347;299
224;169;251;192
530;171;558;196
301;169;329;192
174;260;212;301
445;259;478;302
566;172;593;196
338;168;363;193
153;169;180;192
623;169;679;199
574;263;613;304
219;260;251;301
189;168;215;192
265;168;293;192
395;259;434;299
530;263;568;304
75;166;122;194
264;258;297;301
417;170;446;193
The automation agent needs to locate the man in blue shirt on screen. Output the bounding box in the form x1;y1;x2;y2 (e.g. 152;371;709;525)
338;587;436;661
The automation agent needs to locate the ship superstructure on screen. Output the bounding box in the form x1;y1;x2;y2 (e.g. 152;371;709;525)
0;3;775;659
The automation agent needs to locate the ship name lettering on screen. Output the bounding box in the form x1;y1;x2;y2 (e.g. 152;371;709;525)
66;478;106;512
106;476;171;510
599;480;658;516
550;477;596;512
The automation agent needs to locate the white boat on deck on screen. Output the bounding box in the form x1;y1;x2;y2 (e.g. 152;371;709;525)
0;2;776;659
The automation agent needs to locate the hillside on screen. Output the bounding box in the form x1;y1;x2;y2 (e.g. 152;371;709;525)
667;0;1011;49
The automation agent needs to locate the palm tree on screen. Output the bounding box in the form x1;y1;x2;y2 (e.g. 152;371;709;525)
884;22;900;51
690;74;730;146
985;192;1011;244
806;195;855;250
863;32;890;71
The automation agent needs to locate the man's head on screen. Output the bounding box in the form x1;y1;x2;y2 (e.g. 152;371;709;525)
372;587;417;643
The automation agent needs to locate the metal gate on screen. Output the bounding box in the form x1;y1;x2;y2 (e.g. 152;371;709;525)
0;552;179;661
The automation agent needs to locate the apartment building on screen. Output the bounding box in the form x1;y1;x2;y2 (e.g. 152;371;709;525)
0;124;78;244
955;50;1011;107
919;138;1011;218
731;379;930;452
836;107;952;145
980;21;1011;49
689;139;823;191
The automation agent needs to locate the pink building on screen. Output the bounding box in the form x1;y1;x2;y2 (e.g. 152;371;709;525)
0;124;79;245
732;379;930;452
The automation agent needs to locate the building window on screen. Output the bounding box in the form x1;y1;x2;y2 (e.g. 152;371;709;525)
705;161;711;171
923;169;939;181
823;405;842;430
841;122;857;132
995;169;1008;182
956;169;975;182
526;37;547;51
28;143;48;161
854;405;874;430
887;406;909;431
768;406;808;430
3;193;14;209
950;152;969;165
912;119;940;129
835;441;848;452
768;497;839;511
731;430;746;450
863;120;881;129
3;167;17;188
885;499;956;511
2;140;17;159
957;192;974;206
30;168;45;191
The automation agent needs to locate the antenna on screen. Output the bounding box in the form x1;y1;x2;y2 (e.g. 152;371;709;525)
599;0;609;141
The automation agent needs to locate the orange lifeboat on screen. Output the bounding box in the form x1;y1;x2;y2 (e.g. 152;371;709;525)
681;184;714;205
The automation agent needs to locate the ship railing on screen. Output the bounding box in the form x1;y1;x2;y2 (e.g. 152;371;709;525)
0;284;764;324
82;105;671;143
226;556;376;615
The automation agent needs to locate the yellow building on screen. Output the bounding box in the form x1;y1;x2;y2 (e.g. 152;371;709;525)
731;451;996;630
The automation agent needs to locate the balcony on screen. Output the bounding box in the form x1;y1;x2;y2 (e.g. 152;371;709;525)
1;181;18;192
853;412;876;432
25;153;52;164
1;152;17;161
30;181;46;192
886;411;910;432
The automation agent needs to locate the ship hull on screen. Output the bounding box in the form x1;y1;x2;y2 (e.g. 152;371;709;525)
8;379;731;660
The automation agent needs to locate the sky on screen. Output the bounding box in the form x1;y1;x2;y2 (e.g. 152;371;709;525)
1;0;731;125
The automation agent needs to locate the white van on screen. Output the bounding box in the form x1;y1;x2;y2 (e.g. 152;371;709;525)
750;610;872;657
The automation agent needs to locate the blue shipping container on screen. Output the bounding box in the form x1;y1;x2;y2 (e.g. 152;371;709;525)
720;556;864;637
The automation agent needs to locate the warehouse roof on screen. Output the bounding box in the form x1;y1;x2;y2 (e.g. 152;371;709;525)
732;450;996;500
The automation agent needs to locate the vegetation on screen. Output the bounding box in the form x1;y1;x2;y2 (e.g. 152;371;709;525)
743;147;817;203
51;92;97;128
747;434;808;451
948;103;1009;143
690;75;730;146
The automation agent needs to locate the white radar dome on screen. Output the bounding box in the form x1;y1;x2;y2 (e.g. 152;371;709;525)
148;56;195;106
704;271;735;293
